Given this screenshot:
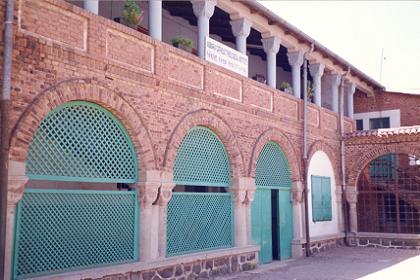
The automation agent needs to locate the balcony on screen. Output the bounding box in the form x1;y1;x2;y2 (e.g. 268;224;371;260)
18;0;354;134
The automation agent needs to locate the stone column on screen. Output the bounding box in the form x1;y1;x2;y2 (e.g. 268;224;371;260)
261;36;281;88
325;73;341;112
230;18;252;54
149;0;162;40
136;170;160;261
287;50;304;99
231;177;252;247
84;0;99;15
308;63;325;106
156;171;175;258
244;181;256;246
4;161;28;280
291;180;304;258
345;82;356;118
191;0;217;59
335;187;344;232
346;187;358;234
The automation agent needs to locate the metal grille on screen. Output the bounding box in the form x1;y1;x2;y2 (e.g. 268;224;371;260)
166;192;233;256
358;153;420;234
13;189;138;279
256;141;291;188
173;127;231;187
26;101;138;183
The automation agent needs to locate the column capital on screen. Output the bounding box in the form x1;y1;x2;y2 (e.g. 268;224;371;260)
230;18;252;38
345;187;358;204
231;177;255;204
8;175;29;206
344;81;356;95
135;181;160;209
287;50;304;67
325;73;341;86
291;180;304;204
262;36;281;54
308;62;325;78
191;0;217;19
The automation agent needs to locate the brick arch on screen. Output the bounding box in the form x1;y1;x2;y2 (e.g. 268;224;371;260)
307;140;341;185
347;144;420;186
163;109;245;178
9;78;157;179
249;128;301;181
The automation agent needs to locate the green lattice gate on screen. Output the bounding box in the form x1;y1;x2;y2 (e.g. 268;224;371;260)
252;141;292;263
15;101;139;279
167;126;234;256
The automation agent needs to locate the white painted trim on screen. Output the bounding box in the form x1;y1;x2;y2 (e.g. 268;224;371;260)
354;109;401;130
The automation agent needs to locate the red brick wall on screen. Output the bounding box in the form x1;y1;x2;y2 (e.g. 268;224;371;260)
354;90;420;126
8;0;348;185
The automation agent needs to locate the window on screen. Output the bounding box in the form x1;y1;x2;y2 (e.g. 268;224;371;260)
356;119;364;131
369;154;396;180
369;117;390;129
311;176;332;222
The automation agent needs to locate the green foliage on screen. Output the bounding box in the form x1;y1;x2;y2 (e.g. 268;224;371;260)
171;37;194;49
279;81;292;92
122;0;143;28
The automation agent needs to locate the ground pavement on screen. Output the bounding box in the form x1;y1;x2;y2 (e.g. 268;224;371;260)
217;246;420;280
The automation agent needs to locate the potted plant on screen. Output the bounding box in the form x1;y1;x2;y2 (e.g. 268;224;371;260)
122;0;143;29
307;80;315;102
279;81;292;94
171;37;194;53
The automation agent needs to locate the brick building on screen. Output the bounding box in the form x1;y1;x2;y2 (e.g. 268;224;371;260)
0;0;417;280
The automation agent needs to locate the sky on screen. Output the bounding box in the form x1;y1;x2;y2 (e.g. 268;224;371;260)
259;1;420;94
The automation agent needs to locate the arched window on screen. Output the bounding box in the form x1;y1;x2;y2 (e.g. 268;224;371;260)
14;101;139;279
357;153;420;234
252;141;292;263
167;126;233;256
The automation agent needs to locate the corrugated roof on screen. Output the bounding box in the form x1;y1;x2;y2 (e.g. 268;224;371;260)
345;126;420;139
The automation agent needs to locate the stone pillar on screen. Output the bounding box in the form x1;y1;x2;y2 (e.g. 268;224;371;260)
346;187;358;234
287;50;304;99
156;171;175;258
4;161;28;280
191;0;217;59
244;181;256;246
308;63;325;106
261;36;281;88
231;177;253;247
325;74;341;112
335;187;344;232
345;82;356;118
136;170;161;261
84;0;99;15
230;18;252;54
291;180;304;258
149;0;162;40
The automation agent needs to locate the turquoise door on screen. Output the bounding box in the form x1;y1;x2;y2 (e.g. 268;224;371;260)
278;188;292;259
251;188;272;264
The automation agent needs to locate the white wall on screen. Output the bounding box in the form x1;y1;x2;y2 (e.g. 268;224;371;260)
307;151;339;237
354;109;401;130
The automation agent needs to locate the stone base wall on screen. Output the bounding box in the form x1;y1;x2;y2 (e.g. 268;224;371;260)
303;238;345;255
348;236;420;250
87;251;258;280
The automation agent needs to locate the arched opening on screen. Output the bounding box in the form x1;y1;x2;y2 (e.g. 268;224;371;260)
13;101;139;279
166;126;233;256
252;141;292;264
357;153;420;234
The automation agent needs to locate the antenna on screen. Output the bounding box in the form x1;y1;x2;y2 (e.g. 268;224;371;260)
379;48;386;82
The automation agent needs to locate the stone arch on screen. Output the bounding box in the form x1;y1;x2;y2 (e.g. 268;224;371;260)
307;140;341;185
163;109;245;178
347;143;420;186
9;78;157;181
249;128;301;181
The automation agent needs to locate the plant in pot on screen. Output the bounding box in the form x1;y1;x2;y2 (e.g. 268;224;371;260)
279;81;292;94
171;37;194;53
307;80;315;102
122;0;143;29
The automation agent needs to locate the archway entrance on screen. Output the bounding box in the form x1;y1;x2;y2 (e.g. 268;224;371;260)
252;141;292;263
357;153;420;234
